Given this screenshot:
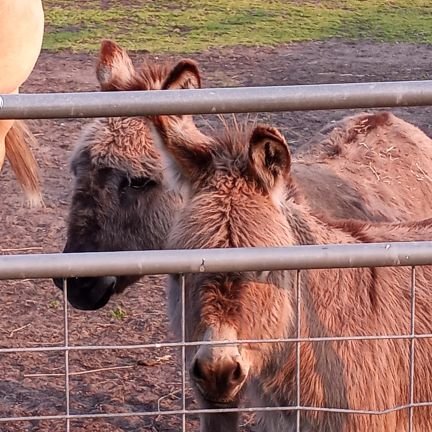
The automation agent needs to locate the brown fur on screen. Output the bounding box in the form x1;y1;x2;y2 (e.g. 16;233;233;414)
80;117;162;180
153;115;432;432
294;111;432;221
58;40;432;313
4;121;42;206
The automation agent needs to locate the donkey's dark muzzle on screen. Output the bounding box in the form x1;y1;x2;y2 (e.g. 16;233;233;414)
52;275;117;310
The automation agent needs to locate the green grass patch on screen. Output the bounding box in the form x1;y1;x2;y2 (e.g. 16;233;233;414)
42;0;432;52
110;306;127;320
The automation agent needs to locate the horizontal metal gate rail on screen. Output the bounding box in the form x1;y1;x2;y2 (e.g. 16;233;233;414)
1;80;432;119
1;242;432;279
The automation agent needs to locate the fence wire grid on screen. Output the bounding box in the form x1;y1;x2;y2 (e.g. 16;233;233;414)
1;245;432;431
2;82;432;430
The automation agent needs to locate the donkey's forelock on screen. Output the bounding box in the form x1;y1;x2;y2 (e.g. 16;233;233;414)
212;120;257;161
132;61;173;91
72;117;163;180
150;120;243;198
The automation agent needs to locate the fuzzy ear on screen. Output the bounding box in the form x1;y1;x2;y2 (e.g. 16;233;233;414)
96;39;136;91
161;59;201;90
153;59;204;189
150;114;212;190
248;125;291;191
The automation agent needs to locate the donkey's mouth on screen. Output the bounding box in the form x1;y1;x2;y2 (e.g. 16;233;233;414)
59;276;117;310
200;396;240;409
84;279;117;310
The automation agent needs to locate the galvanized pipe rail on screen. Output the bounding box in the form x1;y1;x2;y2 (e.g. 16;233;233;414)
1;80;432;119
1;242;432;279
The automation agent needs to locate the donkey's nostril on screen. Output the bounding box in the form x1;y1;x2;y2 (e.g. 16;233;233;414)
231;361;243;382
191;358;205;381
190;354;248;405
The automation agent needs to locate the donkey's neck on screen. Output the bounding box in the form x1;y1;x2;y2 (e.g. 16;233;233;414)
257;203;377;421
276;201;378;341
285;201;377;326
284;200;359;246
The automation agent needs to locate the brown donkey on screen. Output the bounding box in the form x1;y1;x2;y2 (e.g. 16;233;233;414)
150;112;432;431
54;40;432;310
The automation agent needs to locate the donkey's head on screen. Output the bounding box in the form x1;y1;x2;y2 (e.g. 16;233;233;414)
152;115;298;420
53;40;202;310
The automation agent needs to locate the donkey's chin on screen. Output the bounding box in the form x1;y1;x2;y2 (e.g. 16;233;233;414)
200;396;240;409
72;276;117;310
196;384;246;409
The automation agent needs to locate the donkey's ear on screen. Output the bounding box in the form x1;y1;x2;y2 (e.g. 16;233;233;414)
249;125;291;190
150;114;213;191
96;39;135;91
161;59;201;90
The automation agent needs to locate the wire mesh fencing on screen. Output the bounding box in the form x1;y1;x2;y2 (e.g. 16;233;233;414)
1;244;432;431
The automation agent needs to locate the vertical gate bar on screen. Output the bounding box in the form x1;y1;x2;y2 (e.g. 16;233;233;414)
296;270;301;432
180;274;187;431
408;266;416;432
63;279;71;432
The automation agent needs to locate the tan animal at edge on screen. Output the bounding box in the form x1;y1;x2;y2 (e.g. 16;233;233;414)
0;0;44;205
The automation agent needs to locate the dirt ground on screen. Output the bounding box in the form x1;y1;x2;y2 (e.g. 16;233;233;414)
0;39;432;431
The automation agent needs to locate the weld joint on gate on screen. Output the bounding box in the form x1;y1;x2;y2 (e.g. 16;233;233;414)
199;259;206;272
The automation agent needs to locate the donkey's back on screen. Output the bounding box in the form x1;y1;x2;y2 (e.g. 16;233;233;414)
294;112;432;222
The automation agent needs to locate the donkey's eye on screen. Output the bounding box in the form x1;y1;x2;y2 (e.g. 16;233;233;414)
119;176;157;192
129;177;157;190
